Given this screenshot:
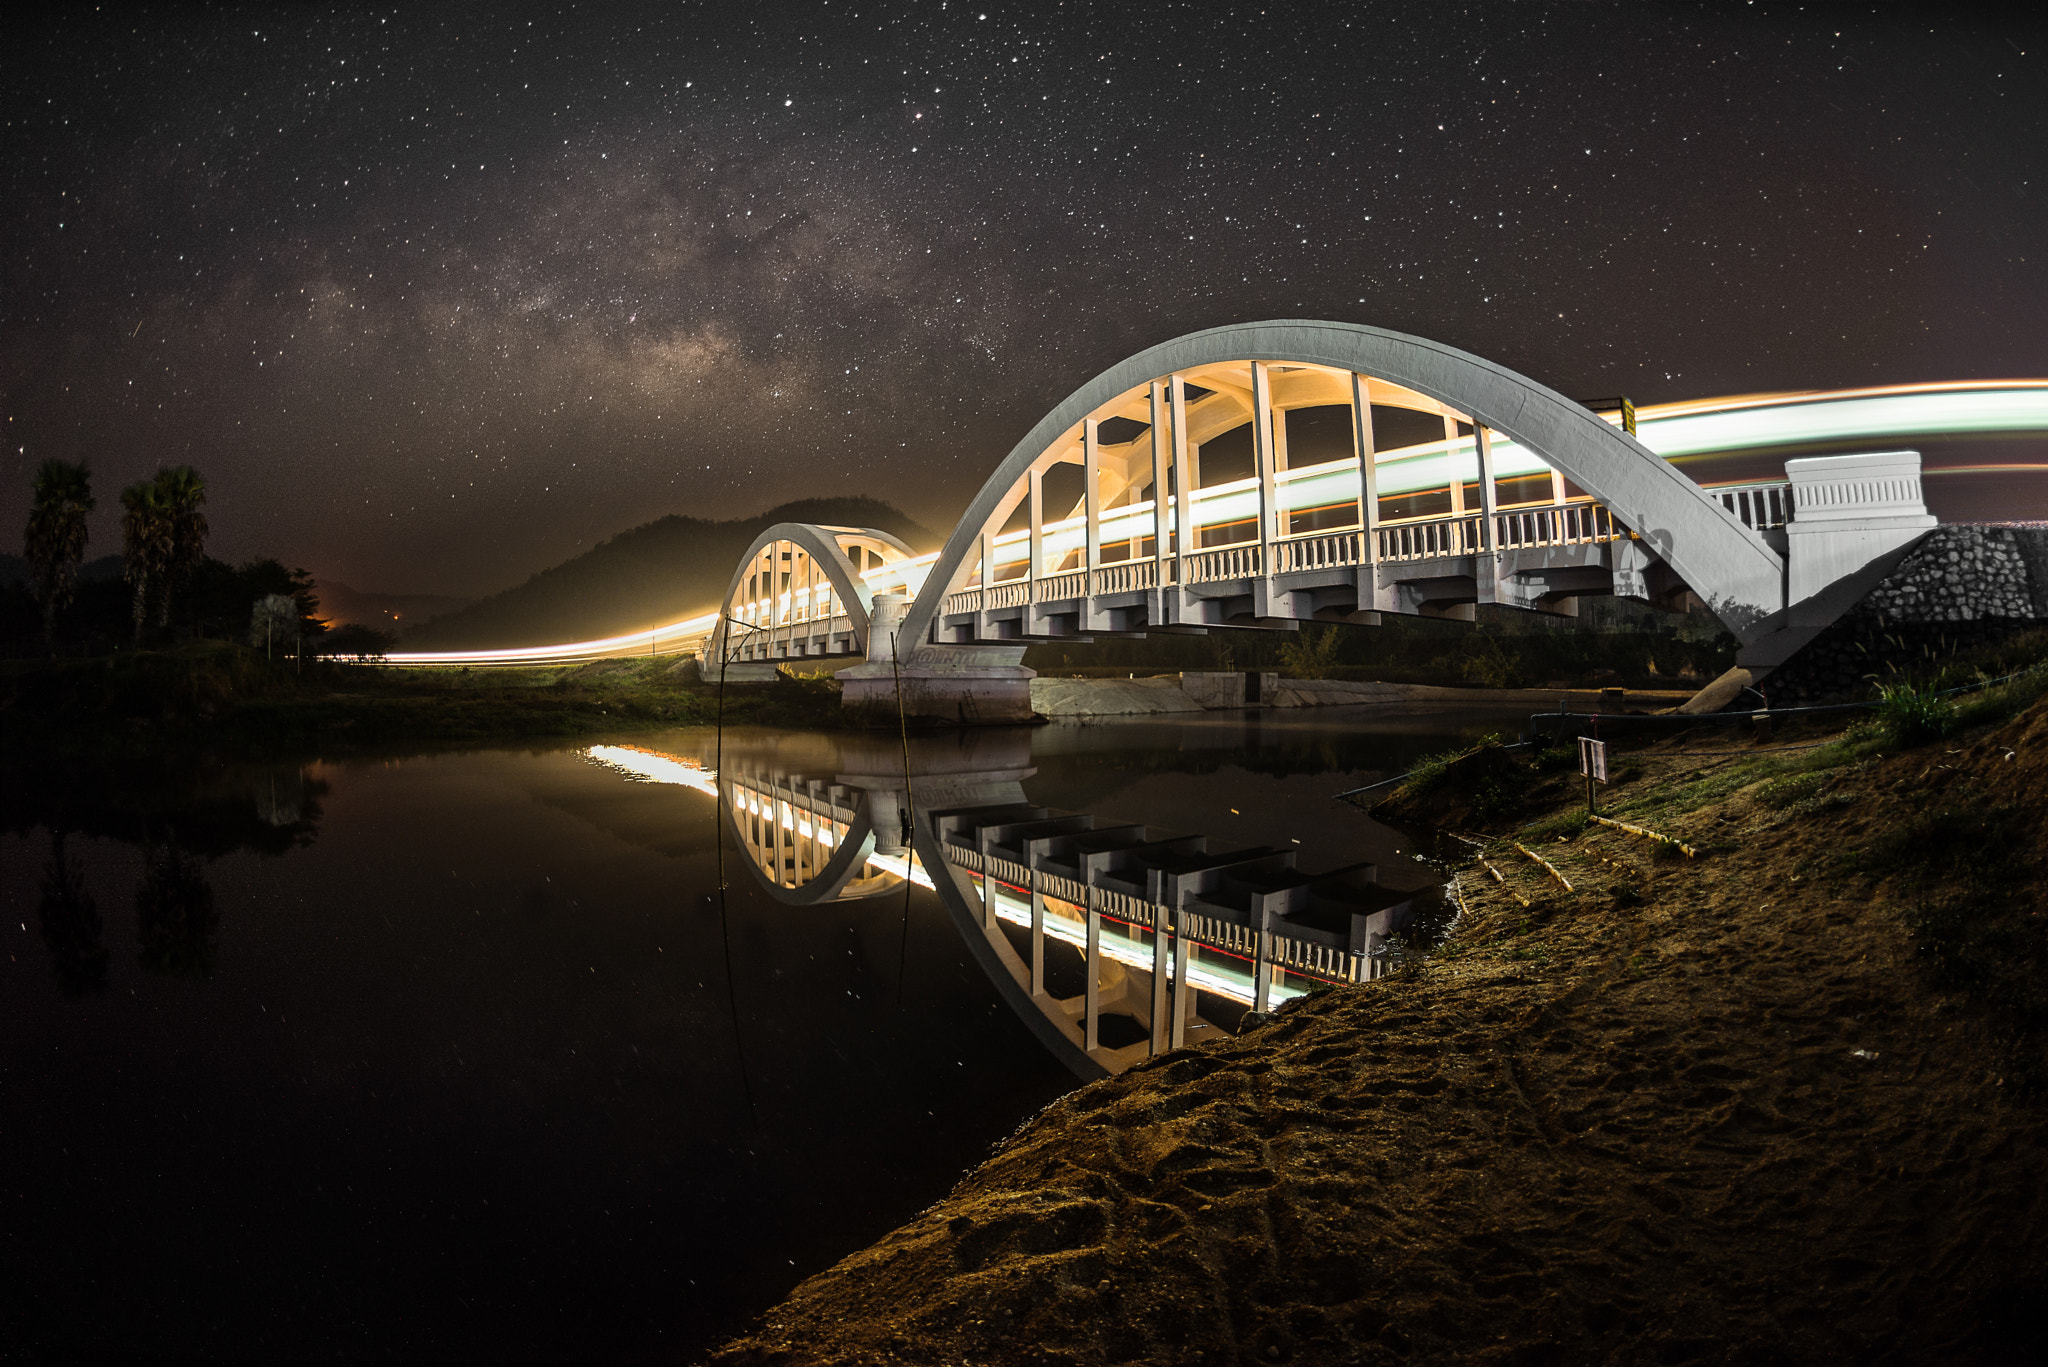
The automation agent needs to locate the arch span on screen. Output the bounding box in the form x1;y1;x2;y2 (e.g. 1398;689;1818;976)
900;319;1788;649
706;522;916;666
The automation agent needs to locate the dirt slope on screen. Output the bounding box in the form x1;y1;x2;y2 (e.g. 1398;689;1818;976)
708;703;2048;1366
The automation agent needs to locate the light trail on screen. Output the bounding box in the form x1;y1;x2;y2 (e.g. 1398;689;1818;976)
386;610;721;668
387;380;2048;667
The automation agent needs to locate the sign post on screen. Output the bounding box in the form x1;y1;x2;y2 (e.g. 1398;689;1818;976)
1578;736;1609;814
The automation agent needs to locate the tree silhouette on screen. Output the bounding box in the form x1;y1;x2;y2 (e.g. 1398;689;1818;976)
135;842;217;978
23;460;95;652
153;465;209;629
38;830;107;998
120;479;173;641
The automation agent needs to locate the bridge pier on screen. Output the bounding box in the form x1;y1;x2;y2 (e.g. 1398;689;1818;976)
837;593;1037;724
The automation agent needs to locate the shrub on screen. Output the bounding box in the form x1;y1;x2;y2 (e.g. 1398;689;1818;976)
1874;680;1954;748
1276;625;1343;679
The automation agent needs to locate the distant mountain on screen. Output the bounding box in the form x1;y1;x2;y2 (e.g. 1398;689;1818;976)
316;580;473;631
398;496;940;650
0;553;123;588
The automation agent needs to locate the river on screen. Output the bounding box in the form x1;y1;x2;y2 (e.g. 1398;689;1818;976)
0;707;1523;1360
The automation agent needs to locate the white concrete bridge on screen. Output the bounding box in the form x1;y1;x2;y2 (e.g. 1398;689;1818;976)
699;320;1948;720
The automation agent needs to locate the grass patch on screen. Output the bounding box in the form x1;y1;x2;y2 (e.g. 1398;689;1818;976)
1754;771;1826;810
1874;680;1956;748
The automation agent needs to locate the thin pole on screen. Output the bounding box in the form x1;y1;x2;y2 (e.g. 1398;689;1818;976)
890;627;916;1009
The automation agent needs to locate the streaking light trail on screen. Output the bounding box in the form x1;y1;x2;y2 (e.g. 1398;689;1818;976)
389;380;2048;667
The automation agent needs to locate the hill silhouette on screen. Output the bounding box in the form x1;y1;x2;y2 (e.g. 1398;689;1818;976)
399;497;940;650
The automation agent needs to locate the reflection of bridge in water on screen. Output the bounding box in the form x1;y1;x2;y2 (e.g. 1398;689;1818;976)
591;731;1424;1079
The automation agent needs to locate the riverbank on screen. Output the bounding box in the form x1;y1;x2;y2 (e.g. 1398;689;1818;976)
0;646;847;753
2;646;1702;752
707;687;2048;1364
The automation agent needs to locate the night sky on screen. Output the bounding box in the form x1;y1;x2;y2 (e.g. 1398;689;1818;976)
5;2;2046;598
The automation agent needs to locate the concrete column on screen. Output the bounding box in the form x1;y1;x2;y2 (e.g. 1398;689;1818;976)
1550;466;1569;506
1083;419;1101;578
1252;906;1274;1013
979;529;994;599
804;548;817;652
1170;906;1191;1049
1476;423;1501;555
1352;371;1380;562
1029;885;1046;998
1170;377;1193;570
1149;381;1169;565
1252;361;1278;554
1444;415;1466;517
1084;888;1101;1053
1028;467;1044;598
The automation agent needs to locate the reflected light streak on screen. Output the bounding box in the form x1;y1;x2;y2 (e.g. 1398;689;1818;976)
585;745;720;796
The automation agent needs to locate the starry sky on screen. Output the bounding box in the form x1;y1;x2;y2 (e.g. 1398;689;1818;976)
5;2;2046;597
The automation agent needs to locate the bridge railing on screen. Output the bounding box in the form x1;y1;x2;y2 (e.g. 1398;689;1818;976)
1182;544;1264;584
1376;513;1484;563
1270;530;1362;574
1712;480;1792;531
936;498;1637;619
1494;502;1620;549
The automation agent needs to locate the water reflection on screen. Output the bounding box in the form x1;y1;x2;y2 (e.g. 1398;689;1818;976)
135;843;219;977
5;757;324;990
37;831;107;997
599;728;1429;1081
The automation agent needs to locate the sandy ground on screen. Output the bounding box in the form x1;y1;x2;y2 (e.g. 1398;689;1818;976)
707;702;2048;1366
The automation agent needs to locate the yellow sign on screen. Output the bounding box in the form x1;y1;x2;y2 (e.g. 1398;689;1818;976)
1620;397;1637;436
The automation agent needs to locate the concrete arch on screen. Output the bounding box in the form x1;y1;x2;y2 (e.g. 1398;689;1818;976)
902;319;1788;646
708;522;916;664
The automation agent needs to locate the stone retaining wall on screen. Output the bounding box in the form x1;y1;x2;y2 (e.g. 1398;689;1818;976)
1763;526;2048;706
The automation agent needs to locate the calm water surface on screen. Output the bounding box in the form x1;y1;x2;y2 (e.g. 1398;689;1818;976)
1;708;1518;1360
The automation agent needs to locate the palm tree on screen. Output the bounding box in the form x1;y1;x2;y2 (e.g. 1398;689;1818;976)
120;479;172;641
22;459;95;650
152;465;208;629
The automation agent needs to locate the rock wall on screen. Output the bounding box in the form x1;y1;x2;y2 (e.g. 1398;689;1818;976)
1764;526;2048;706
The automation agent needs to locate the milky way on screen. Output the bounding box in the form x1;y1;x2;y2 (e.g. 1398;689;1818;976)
4;3;2045;595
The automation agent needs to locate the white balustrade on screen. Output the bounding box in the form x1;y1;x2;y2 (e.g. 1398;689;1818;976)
1182;544;1264;584
1492;502;1620;549
1376;514;1483;562
1713;481;1793;531
1270;531;1363;574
